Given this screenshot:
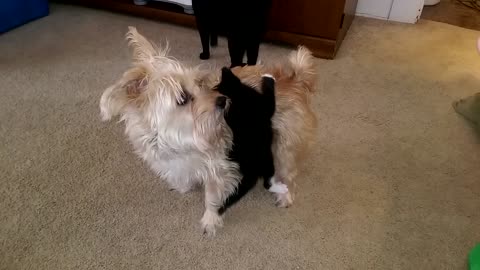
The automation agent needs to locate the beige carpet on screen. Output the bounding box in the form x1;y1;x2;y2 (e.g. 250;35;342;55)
1;4;480;270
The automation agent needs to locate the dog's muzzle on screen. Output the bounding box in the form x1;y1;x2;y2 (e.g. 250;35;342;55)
215;96;227;109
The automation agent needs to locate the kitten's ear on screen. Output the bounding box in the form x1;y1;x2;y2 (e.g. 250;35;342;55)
100;66;148;121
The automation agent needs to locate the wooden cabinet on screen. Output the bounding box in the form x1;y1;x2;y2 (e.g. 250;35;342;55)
60;0;357;59
267;0;358;58
269;1;345;39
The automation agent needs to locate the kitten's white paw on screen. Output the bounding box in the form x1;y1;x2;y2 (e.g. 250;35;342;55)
262;74;275;81
268;182;289;194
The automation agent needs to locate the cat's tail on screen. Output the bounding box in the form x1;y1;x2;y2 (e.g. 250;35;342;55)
288;46;316;93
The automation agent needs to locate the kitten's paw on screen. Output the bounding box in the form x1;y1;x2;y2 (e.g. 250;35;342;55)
268;182;289;194
262;74;276;81
200;210;223;236
267;176;288;193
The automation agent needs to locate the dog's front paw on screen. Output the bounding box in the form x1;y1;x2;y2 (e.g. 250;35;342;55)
168;186;191;194
200;210;223;236
168;182;196;194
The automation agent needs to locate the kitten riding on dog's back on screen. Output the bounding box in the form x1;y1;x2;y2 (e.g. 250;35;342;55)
215;68;281;214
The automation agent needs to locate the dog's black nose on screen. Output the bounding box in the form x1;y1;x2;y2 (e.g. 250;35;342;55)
216;96;227;109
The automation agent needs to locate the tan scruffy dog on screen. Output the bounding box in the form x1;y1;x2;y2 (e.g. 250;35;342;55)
100;27;317;235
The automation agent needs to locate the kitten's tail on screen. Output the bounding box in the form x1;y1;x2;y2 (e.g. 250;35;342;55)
288;46;316;93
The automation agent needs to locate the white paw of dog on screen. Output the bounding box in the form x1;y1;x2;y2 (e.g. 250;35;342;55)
200;210;223;236
169;187;191;194
168;182;196;194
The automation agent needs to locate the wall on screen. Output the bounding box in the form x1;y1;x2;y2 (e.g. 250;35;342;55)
389;0;424;23
356;0;393;19
355;0;424;23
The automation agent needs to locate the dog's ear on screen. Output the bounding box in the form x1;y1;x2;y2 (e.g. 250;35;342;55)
126;27;162;62
100;66;148;121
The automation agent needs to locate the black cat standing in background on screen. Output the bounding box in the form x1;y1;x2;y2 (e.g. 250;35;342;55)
191;0;272;67
191;0;218;60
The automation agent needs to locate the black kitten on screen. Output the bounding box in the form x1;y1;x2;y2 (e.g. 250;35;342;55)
215;67;276;214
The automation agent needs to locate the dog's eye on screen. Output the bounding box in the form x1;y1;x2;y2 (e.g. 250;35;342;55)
177;90;192;106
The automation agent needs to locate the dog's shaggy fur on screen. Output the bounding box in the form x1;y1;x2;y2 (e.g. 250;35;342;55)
99;27;317;235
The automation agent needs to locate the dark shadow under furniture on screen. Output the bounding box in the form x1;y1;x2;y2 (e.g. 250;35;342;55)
58;0;358;59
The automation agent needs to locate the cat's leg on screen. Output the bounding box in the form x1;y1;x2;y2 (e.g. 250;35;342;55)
260;75;276;191
262;155;275;190
260;75;276;118
192;0;211;60
210;32;218;47
198;31;211;60
246;39;260;66
228;35;246;68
